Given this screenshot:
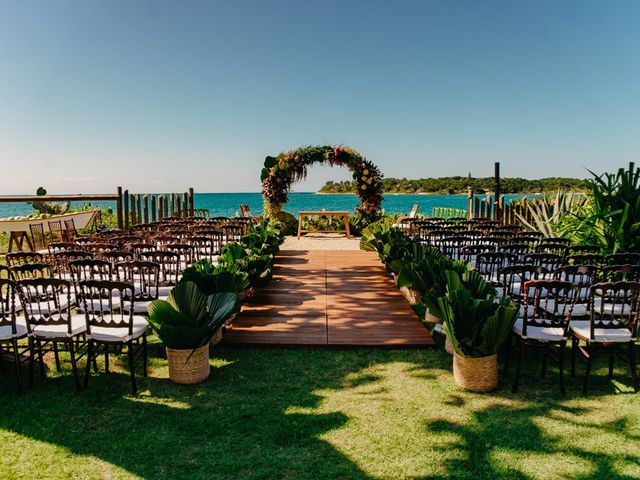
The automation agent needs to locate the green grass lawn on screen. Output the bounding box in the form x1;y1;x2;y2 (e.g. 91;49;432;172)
0;344;638;480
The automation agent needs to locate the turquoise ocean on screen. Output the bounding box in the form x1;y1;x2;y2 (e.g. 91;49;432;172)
0;192;526;219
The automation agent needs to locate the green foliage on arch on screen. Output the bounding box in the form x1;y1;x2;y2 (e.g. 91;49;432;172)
261;145;384;219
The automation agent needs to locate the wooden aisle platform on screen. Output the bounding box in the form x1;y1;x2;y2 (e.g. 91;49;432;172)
223;250;434;347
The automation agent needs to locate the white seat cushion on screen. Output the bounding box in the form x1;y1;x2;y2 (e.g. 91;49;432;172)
31;314;86;339
512;317;566;342
124;300;154;314
543;299;588;318
88;316;148;343
570;320;633;343
0;318;29;340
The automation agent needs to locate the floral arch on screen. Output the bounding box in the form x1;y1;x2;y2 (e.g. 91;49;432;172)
260;145;383;219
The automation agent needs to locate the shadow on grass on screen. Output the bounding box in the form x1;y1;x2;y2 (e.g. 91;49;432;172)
0;347;638;479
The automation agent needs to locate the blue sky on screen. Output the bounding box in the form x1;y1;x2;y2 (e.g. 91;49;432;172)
1;0;639;194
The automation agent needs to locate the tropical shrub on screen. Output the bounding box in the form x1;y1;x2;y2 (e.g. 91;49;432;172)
147;282;240;350
437;271;518;358
516;190;586;238
218;243;274;288
180;259;250;295
577;164;640;253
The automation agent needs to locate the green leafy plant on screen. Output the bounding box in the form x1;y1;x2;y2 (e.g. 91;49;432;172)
218;243;274;288
577;164;640;253
437;271;518;358
180;259;250;295
147;281;240;350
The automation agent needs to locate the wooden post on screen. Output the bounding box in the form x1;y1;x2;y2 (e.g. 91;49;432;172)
143;195;149;224
494;162;501;221
123;190;130;230
163;194;169;219
182;192;188;218
136;194;142;225
498;195;505;225
176;194;182;218
130;194;137;225
151;195;157;222
116;186;123;230
158;196;164;220
467;187;473;220
188;187;194;216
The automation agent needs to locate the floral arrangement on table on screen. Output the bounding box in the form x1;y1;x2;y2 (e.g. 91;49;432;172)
260;145;384;220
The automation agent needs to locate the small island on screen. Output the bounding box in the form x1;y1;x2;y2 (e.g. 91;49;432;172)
319;176;586;194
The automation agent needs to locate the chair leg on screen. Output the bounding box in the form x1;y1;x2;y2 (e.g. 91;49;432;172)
105;350;109;373
142;335;148;377
583;342;594;395
630;342;638;393
512;339;525;393
0;344;6;374
127;341;137;395
12;339;24;394
83;341;94;390
28;338;35;389
571;337;578;377
558;341;566;396
53;341;61;372
608;348;615;378
541;343;548;379
36;339;46;378
67;339;81;392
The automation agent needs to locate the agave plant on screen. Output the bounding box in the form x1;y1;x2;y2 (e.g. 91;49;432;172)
437;270;518;358
516;190;586;238
147;281;240;350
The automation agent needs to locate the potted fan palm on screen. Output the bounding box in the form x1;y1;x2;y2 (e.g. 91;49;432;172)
147;281;240;385
437;270;518;392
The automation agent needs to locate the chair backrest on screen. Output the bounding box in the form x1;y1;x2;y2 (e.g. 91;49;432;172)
588;281;640;339
569;245;601;255
605;253;640;266
553;265;598;302
115;261;160;301
17;278;73;329
53;250;94;274
84;242;119;255
48;242;80;255
0;278;17;333
6;251;44;267
138;251;180;286
125;242;156;258
566;253;605;267
162;243;194;269
524;253;563;272
601;264;640;283
48;220;66;243
476;252;516;282
185;236;215;262
499;243;530;262
500;265;549;301
80;280;135;333
96;250;134;270
539;237;572;246
520;280;578;335
69;258;112;284
535;243;568;257
64;218;78;239
29;223;46;250
10;263;52;280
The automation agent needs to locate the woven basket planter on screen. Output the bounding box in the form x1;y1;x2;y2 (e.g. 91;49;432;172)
444;334;454;355
209;328;223;347
453;352;498;392
166;344;210;385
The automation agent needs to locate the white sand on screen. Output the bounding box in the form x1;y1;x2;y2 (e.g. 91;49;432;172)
281;233;361;251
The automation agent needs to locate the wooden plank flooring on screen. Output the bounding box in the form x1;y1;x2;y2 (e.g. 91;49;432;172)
223;250;434;347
